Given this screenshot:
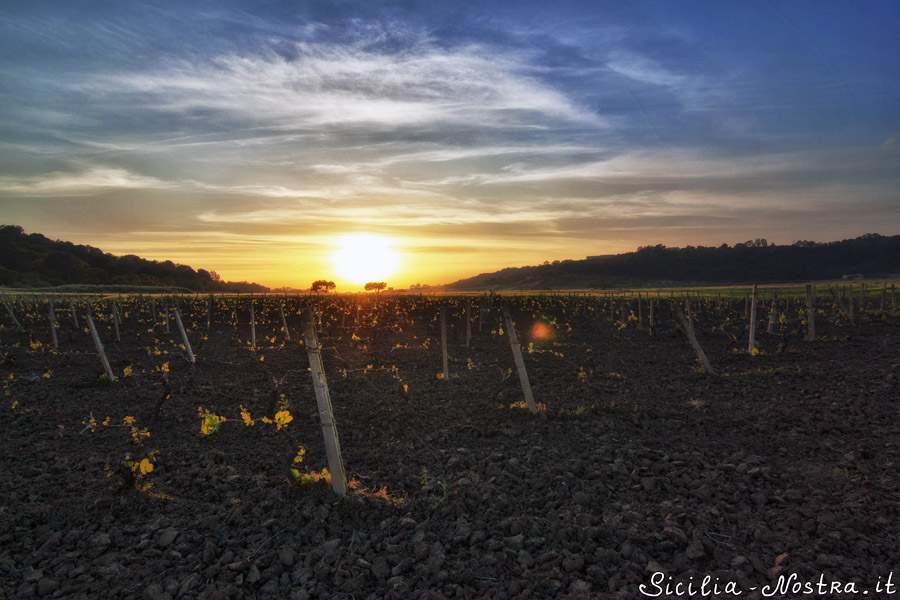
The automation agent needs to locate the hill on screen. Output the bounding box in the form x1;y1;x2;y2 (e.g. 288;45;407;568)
0;225;269;293
447;234;900;290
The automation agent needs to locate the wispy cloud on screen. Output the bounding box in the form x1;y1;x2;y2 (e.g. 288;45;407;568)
72;34;603;133
0;167;174;196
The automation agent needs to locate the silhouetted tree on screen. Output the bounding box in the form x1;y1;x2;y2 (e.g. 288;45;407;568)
311;280;336;293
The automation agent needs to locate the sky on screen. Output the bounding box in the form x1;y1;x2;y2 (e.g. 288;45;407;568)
1;0;898;290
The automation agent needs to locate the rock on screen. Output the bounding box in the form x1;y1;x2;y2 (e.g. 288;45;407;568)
504;534;524;551
23;567;43;583
518;549;535;568
645;560;665;574
144;583;170;600
279;547;296;568
573;491;590;507
426;552;445;574
663;526;688;544
641;477;656;492
246;564;261;584
202;541;217;564
570;579;591;594
321;539;341;555
177;573;200;596
36;578;59;596
686;541;705;560
563;555;585;573
156;529;179;548
371;556;390;580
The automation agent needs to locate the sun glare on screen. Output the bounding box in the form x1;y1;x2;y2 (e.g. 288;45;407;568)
331;235;399;286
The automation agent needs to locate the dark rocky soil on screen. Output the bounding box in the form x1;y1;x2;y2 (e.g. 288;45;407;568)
1;293;899;599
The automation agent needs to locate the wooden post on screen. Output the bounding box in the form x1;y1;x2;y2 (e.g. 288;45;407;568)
465;300;472;348
848;285;855;324
685;297;693;332
86;311;116;381
648;297;655;336
478;302;484;333
279;304;291;341
637;293;643;329
675;308;714;374
4;303;25;332
173;309;195;363
207;294;212;330
49;300;58;350
502;305;538;413
150;298;156;324
301;309;348;497
111;302;121;342
70;300;79;329
440;306;449;380
250;302;256;349
766;293;778;334
805;284;816;342
747;284;758;354
164;304;170;334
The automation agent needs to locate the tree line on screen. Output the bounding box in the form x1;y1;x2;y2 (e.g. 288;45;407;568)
447;234;900;290
0;225;269;292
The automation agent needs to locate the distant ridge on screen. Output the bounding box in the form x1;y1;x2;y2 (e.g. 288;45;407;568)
446;234;900;290
0;225;270;292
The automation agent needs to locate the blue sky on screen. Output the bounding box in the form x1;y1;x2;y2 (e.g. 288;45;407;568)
1;0;898;287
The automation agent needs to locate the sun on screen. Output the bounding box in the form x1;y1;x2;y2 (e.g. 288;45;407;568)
331;235;399;286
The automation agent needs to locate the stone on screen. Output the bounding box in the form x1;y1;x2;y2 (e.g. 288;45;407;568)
279;547;296;568
518;550;535;568
156;529;179;548
36;578;59;596
246;564;261;584
570;579;591;594
371;556;390;580
685;541;705;560
504;534;524;551
563;555;585;573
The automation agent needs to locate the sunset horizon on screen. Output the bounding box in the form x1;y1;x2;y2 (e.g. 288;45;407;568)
2;1;898;291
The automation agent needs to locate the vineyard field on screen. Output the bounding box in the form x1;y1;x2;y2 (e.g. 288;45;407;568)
2;291;899;599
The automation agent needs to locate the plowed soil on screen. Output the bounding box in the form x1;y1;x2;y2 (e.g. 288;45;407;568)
2;294;899;599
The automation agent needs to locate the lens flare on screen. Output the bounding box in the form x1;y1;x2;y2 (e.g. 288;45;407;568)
531;321;554;341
